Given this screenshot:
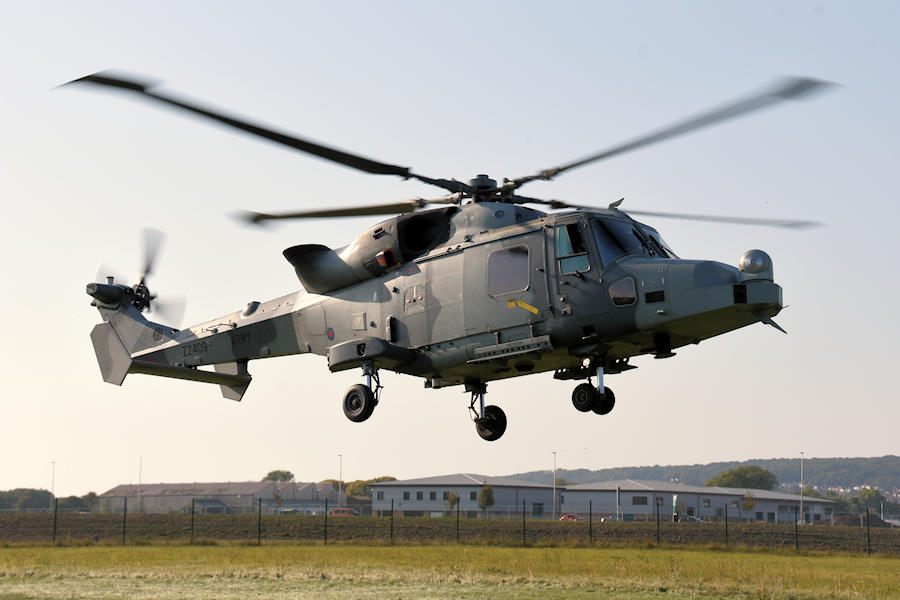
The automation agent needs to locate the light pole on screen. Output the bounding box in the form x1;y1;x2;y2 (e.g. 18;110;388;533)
552;451;557;520
50;461;55;511
799;451;804;525
338;454;343;507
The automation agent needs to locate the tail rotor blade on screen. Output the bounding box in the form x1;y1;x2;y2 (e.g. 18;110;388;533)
140;227;165;283
150;295;186;328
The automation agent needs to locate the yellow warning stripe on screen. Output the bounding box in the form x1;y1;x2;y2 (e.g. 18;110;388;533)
507;299;539;315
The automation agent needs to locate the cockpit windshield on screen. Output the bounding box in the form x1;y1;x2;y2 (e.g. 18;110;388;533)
591;218;679;266
638;225;679;258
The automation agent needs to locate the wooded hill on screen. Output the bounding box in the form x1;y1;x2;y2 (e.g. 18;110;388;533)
507;455;900;491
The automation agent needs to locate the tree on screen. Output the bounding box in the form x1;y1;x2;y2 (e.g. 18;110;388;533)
554;477;570;487
262;470;294;482
477;486;495;516
741;493;756;519
345;476;397;498
446;492;460;511
705;466;777;490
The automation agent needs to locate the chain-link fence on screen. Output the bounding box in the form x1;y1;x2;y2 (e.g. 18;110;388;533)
1;502;897;554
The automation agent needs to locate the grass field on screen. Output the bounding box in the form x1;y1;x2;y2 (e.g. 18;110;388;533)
1;544;899;599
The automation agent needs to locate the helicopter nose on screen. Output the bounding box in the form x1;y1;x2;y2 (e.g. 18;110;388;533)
667;260;740;291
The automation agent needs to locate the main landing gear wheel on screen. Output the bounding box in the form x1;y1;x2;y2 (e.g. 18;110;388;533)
343;383;376;422
475;405;507;442
592;387;616;415
571;383;598;412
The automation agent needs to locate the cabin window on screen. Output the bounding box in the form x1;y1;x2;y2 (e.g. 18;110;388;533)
488;246;530;295
608;277;637;306
555;224;590;274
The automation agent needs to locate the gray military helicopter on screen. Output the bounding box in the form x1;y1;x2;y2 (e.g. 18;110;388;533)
72;73;830;441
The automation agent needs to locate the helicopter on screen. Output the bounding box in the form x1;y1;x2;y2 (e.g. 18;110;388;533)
71;72;831;441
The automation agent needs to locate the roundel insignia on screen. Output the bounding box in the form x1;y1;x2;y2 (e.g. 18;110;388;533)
326;327;335;340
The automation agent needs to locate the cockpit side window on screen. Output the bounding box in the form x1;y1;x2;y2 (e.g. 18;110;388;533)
591;219;634;266
555;224;590;275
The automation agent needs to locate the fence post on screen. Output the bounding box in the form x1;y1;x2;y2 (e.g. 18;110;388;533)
122;497;127;545
456;501;460;543
794;506;799;551
865;507;871;556
522;498;526;547
190;499;195;545
324;498;328;546
257;498;262;545
390;499;394;544
655;499;660;545
589;500;593;545
51;498;58;543
724;504;728;546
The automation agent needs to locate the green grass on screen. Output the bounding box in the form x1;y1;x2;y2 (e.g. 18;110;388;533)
1;544;898;599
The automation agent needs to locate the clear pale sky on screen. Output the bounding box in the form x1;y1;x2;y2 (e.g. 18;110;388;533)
1;2;897;496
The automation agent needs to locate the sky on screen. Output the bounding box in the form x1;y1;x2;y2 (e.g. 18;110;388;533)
1;1;898;497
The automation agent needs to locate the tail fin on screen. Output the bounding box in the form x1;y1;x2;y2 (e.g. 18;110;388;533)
89;304;252;401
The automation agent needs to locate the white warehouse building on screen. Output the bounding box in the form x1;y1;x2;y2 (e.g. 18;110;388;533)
561;480;834;523
372;474;558;518
372;475;833;523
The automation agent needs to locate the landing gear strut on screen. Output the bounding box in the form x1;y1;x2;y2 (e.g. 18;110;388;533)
571;364;616;415
342;361;381;423
467;382;506;441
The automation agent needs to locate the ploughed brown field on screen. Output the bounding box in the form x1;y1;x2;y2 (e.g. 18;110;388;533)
1;513;898;554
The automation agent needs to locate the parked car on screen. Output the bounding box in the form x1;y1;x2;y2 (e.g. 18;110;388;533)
329;507;360;517
559;513;584;521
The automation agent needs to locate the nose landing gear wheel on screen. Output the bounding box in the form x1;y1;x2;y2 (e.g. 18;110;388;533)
572;383;598;412
475;405;507;441
592;387;616;415
343;383;376;422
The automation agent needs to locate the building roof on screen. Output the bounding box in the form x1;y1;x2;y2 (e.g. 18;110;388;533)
566;479;832;503
100;481;277;497
371;473;552;489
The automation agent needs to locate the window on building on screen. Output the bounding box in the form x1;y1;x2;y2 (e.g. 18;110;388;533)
555;223;590;274
376;491;383;501
715;507;723;518
560;494;565;503
403;491;410;501
443;491;449;500
470;491;477;501
755;511;764;521
702;499;710;508
429;491;436;501
416;491;423;501
488;246;529;295
532;502;544;517
632;496;648;505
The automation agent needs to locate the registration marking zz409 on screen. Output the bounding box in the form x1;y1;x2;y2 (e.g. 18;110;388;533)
183;341;209;357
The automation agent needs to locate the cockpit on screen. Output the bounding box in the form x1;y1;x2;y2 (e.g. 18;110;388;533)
555;215;679;275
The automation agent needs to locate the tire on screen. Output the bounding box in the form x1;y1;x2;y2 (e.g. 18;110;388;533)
571;383;598;412
592;387;616;415
476;405;507;441
343;384;376;422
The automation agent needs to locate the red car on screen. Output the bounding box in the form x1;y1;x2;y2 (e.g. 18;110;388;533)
559;513;584;521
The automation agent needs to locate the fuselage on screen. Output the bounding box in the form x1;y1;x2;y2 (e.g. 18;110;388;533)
107;202;781;395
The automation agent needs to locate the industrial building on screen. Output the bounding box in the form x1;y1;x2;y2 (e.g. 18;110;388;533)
371;474;558;517
561;480;834;523
371;474;833;522
99;481;338;514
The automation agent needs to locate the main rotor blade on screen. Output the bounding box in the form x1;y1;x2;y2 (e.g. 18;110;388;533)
64;72;468;194
509;77;835;187
620;208;821;229
513;196;820;229
238;194;461;224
